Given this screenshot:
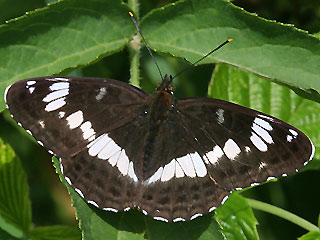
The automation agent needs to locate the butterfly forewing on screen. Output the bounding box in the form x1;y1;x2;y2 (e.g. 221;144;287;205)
5;76;314;222
6;77;148;157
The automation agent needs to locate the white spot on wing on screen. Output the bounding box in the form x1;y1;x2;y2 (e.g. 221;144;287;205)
258;114;274;122
221;196;229;205
190;213;202;220
287;135;293;142
254;117;273;131
176;154;196;177
259;162;267;170
216;109;225;124
209;206;216;212
251;182;259;186
65;176;72;185
53;77;69;81
108;150;121;166
309;139;315;161
206;145;224;164
173;217;185;222
223;139;241;160
38;120;45;128
28;86;35;94
190;152;207;177
49;82;69;91
88;134;110;156
154;216;168;222
289;129;298;137
60;161;64;174
175;161;184;178
80;121;95;140
96;87;107;101
245;146;251;152
75;188;84;198
66;110;84;129
98;138;121;160
42;89;69;102
250;132;268;152
267;176;276;181
252;122;274;144
88;135;95;142
45;97;66;112
87;200;99;208
161;159;175;182
117;150;130;175
26;80;36;86
147;167;163;184
58;111;65;118
4;84;12;103
128;161;138;182
103;207;118;213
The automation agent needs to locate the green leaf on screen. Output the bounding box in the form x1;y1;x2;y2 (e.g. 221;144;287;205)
209;63;320;160
215;193;259;240
0;0;135;109
0;138;31;238
0;0;44;24
30;225;81;240
140;0;320;99
0;227;19;240
298;231;320;240
52;157;224;240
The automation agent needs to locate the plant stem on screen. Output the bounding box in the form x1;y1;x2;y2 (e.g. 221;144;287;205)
247;198;319;232
128;0;140;88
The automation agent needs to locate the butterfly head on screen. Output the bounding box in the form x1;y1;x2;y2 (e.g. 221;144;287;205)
156;74;175;94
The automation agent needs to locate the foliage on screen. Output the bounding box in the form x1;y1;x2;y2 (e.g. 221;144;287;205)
0;0;319;239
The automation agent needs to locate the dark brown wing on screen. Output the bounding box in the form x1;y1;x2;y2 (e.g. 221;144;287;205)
174;97;314;189
6;78;314;222
137;97;314;222
5;76;149;211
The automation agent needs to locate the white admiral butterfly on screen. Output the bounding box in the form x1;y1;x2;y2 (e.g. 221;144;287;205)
4;13;314;223
4;73;314;222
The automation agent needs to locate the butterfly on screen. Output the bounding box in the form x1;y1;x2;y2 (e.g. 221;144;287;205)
4;72;314;222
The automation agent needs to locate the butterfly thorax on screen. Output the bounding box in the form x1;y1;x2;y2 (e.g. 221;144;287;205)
147;75;175;123
147;90;174;123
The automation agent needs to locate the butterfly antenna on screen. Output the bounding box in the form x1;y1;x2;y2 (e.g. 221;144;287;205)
129;12;164;81
172;38;233;80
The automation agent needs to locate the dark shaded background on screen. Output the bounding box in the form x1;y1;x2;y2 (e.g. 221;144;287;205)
0;0;319;239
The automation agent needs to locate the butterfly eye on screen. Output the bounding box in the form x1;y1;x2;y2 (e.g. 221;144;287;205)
168;84;175;93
